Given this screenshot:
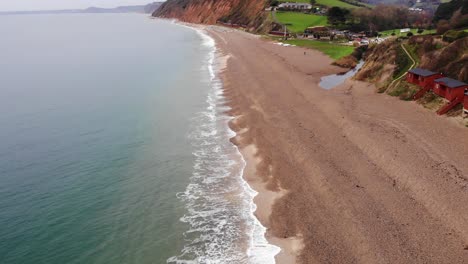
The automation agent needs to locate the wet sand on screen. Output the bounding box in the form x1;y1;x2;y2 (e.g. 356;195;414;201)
207;27;468;263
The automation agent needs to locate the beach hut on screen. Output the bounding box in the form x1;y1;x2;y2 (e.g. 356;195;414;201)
433;77;468;115
407;68;443;100
464;90;468;116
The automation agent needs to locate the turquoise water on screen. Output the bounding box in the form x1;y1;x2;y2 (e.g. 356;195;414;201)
0;14;210;263
0;14;279;264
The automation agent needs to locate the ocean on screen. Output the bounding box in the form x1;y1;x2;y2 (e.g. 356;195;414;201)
0;14;278;263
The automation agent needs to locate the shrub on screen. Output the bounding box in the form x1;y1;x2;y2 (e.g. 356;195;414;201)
442;30;468;42
417;28;424;34
407;32;414;37
388;82;418;100
436;19;451;34
393;45;410;79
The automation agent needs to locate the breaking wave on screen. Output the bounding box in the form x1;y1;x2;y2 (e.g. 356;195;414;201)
166;26;280;264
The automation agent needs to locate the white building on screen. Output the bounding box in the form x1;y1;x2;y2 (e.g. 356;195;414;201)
278;2;313;10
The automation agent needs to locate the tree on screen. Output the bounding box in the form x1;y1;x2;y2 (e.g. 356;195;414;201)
348;4;422;32
434;0;468;23
436;19;451;34
327;7;350;26
310;0;316;4
449;9;468;29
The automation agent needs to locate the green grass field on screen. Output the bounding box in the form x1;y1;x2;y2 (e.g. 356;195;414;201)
316;0;362;8
380;28;436;37
275;12;328;33
278;0;365;8
283;39;355;59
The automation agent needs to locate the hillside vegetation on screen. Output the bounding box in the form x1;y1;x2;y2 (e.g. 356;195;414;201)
355;35;468;101
283;39;355;59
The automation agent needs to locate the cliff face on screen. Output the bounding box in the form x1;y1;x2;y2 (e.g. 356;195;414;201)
152;0;268;30
356;36;468;84
354;39;399;84
355;36;467;102
416;37;468;82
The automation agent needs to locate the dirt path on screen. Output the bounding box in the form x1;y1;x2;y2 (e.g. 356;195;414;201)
208;27;468;264
389;43;417;88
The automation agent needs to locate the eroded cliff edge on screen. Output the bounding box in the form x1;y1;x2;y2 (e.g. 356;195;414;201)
152;0;269;31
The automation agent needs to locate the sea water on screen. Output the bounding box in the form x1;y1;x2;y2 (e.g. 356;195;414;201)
0;14;278;264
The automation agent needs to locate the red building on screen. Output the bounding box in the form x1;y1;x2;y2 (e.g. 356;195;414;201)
433;77;468;115
406;68;443;87
407;68;444;100
464;90;468;116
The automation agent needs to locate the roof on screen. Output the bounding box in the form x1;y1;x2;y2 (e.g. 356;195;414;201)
305;26;329;31
408;68;438;77
435;77;468;88
278;3;312;6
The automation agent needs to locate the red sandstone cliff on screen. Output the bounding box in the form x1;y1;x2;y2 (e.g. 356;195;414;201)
152;0;268;30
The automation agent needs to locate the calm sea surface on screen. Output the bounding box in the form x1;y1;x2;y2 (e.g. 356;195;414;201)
0;14;278;264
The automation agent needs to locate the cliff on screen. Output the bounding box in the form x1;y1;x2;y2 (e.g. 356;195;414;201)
152;0;269;30
416;36;468;82
356;36;468;83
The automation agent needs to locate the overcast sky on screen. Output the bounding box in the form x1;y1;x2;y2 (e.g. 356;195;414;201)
0;0;163;12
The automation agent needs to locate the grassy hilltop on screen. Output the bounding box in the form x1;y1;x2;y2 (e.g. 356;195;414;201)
275;12;328;33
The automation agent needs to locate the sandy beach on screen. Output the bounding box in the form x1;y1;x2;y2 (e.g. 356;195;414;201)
207;27;468;263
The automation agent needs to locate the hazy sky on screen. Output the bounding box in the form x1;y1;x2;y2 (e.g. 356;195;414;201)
0;0;163;11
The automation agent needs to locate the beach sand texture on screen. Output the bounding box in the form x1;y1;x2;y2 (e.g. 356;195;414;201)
208;27;468;263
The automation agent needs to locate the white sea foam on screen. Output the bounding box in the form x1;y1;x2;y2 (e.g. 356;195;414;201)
167;24;280;264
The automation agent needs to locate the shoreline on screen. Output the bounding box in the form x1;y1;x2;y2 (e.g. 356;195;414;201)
161;18;283;263
195;23;284;262
210;26;313;263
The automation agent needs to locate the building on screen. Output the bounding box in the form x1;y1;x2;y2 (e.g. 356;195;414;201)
269;30;290;37
407;68;443;100
464;90;468;116
433;77;468;115
406;68;468;116
408;7;423;12
433;78;467;101
407;68;443;87
278;2;313;10
304;26;330;39
359;39;370;46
